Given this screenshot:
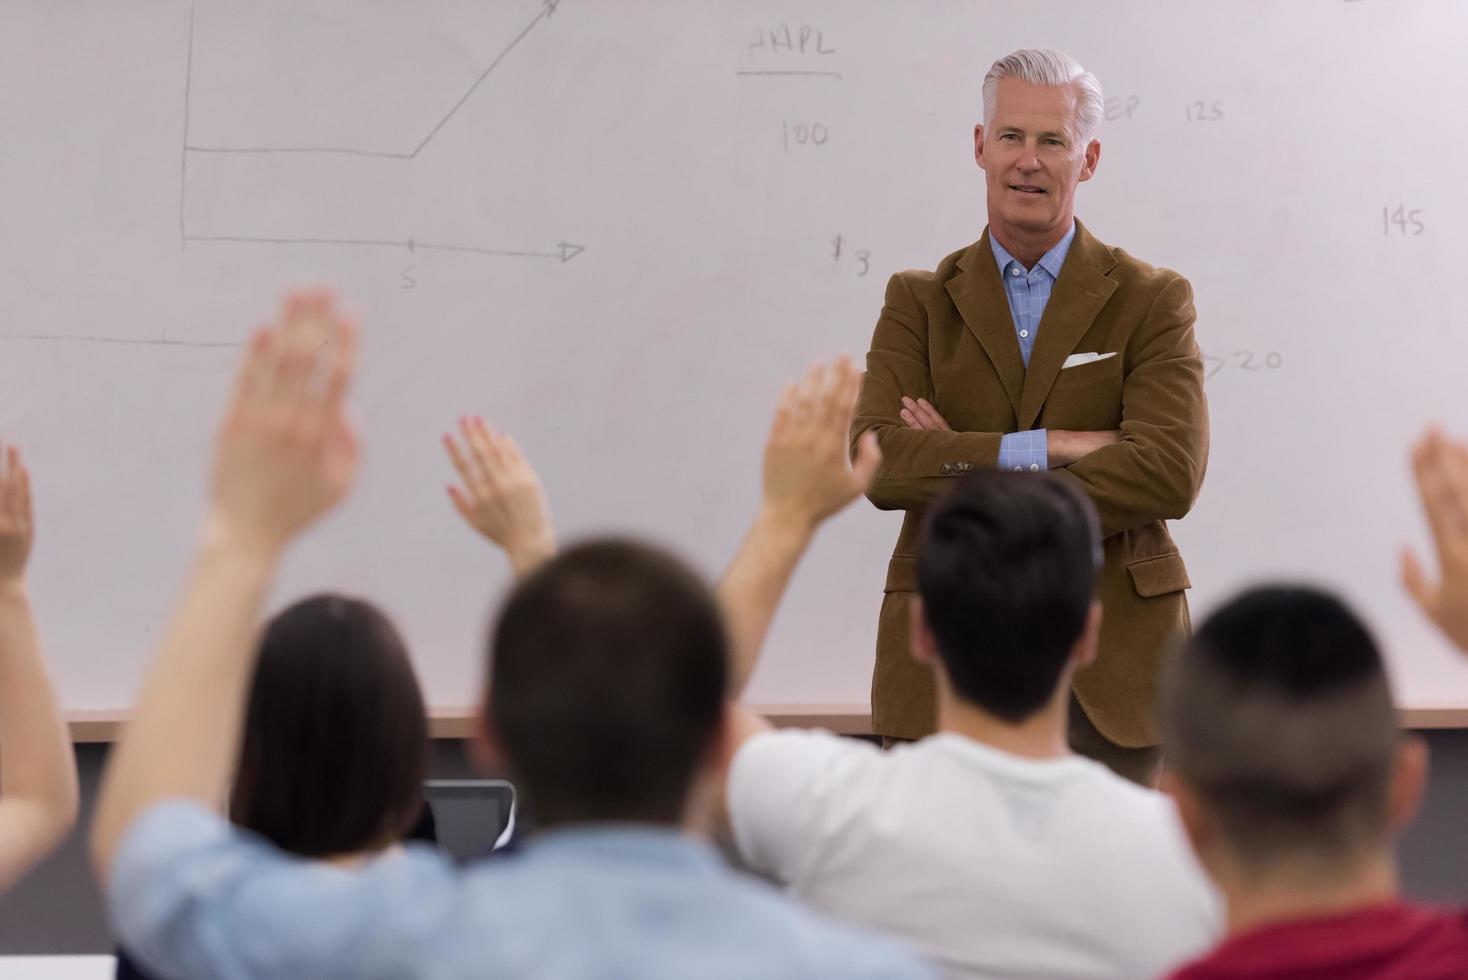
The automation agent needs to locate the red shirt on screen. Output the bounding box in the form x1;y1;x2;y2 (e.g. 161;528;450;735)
1168;903;1468;980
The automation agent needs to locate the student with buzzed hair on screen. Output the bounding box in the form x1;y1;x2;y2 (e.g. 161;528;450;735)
1160;586;1464;979
1163;428;1468;979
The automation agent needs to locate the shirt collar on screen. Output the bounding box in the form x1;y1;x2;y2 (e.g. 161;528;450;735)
989;220;1077;280
523;824;724;872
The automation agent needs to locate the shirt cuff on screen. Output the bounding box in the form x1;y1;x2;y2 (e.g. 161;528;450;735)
997;429;1048;472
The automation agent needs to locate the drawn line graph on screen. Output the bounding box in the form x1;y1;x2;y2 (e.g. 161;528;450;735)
179;0;583;263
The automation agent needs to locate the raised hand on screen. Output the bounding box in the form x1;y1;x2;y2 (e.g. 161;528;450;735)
1403;428;1468;654
0;446;34;586
763;358;882;531
208;290;359;555
443;417;555;577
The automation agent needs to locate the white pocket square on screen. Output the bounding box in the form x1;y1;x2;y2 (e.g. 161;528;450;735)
1061;351;1117;369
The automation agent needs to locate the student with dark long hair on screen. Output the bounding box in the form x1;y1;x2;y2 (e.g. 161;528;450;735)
115;592;432;980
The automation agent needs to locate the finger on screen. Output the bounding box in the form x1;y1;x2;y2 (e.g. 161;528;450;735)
443;432;484;494
915;399;949;431
470;417;507;478
269;293;324;404
446;484;476;523
232;327;277;406
1402;547;1438;619
769;383;797;441
17;459;31;526
815;356;850;428
793;363;823;427
1413;433;1459;554
851;431;883;490
900;407;925;430
836;359;863;416
461;417;501;486
318;315;358;413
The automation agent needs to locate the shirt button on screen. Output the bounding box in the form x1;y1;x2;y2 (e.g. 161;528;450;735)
1012;466;1023;472
1020;329;1029;338
1010;267;1021;277
1030;463;1040;472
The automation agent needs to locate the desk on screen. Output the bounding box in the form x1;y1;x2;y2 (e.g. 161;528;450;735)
0;958;115;979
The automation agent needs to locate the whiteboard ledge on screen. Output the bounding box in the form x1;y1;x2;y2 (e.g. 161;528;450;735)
63;704;1468;741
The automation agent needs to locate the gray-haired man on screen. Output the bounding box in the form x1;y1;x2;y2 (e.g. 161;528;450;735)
851;48;1209;782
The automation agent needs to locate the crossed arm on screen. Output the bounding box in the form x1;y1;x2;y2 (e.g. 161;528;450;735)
855;273;1206;539
0;447;78;893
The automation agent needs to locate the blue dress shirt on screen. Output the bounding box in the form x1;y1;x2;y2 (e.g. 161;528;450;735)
109;801;935;980
991;221;1077;473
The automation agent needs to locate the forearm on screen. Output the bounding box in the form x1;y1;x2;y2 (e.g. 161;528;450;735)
0;581;78;889
855;423;1005;511
716;509;816;694
1055;428;1207;539
92;530;277;877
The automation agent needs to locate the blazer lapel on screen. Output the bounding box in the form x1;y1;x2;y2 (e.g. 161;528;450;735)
945;231;1024;418
1016;220;1119;430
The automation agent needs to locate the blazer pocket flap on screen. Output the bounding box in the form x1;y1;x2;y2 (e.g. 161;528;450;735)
884;556;919;593
1127;552;1191;598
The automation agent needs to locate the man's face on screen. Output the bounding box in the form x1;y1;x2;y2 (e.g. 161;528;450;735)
974;78;1099;241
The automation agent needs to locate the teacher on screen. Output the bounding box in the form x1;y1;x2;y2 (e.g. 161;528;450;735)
851;48;1209;783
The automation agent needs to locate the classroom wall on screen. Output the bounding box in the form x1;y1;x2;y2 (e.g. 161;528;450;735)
5;733;1468;955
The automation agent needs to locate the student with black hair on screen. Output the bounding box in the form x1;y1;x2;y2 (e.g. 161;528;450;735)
0;445;78;895
114;593;434;980
90;291;931;980
716;466;1221;978
1159;429;1468;979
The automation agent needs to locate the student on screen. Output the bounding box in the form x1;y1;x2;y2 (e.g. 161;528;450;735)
115;593;435;980
1159;586;1463;979
0;444;79;894
468;360;1220;978
91;290;932;980
1161;429;1468;980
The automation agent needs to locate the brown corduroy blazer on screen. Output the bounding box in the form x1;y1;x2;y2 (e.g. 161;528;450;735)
850;220;1209;748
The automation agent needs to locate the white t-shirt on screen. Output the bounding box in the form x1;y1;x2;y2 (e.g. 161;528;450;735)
729;730;1222;980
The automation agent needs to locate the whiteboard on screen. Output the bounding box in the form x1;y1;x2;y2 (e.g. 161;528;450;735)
2;0;1466;715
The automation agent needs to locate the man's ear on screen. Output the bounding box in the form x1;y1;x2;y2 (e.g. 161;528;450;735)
469;702;508;774
974;123;988;169
1078;138;1101;182
908;595;938;667
1387;734;1430;835
1071;600;1102;669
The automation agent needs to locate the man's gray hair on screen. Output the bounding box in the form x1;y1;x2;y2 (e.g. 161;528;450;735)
982;49;1103;143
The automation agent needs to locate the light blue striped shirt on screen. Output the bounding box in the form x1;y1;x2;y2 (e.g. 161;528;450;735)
110;801;935;980
991;222;1077;472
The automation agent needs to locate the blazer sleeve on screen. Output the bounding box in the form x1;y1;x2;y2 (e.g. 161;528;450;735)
1052;274;1209;539
850;272;1006;512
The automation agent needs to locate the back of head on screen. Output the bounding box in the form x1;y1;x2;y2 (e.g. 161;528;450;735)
488;539;727;826
982;48;1104;142
917;470;1101;723
1160;586;1399;869
231;594;428;858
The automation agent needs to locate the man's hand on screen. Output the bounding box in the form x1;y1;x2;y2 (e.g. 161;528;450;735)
1048;429;1122;467
0;446;33;587
1403;428;1468;654
443;416;555;578
208;290;358;556
899;396;951;432
764;359;882;531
